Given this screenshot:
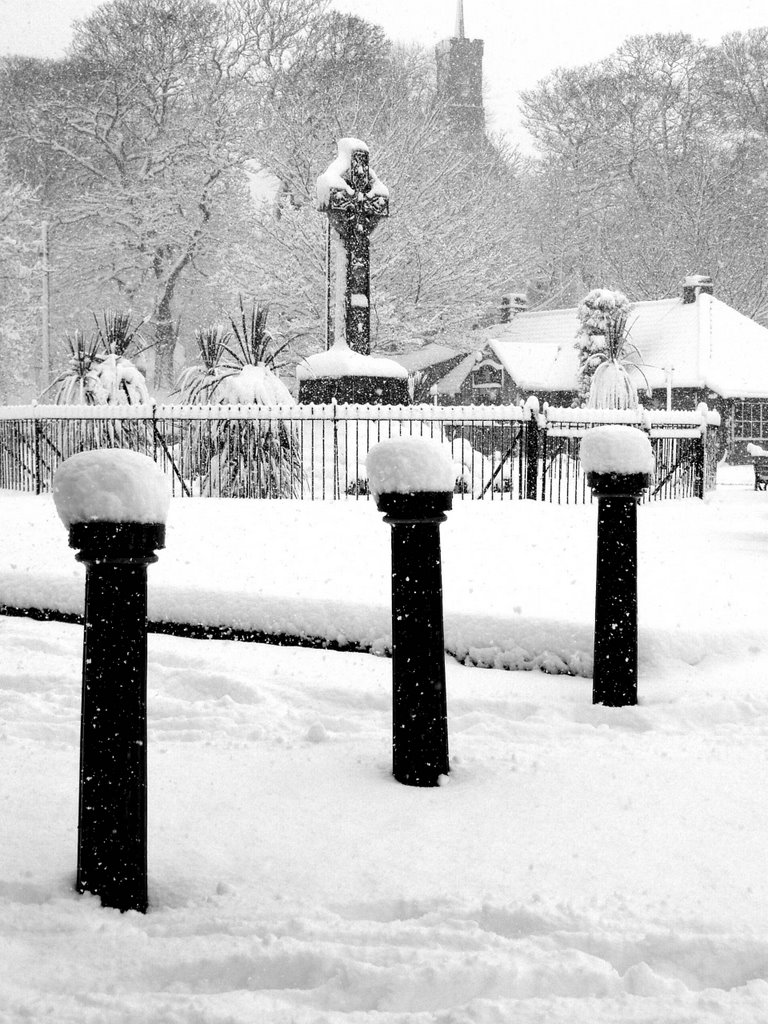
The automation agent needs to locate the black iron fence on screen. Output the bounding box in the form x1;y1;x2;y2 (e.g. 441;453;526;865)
539;406;721;503
0;402;720;503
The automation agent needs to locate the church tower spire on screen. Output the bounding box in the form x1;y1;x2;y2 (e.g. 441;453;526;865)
455;0;465;39
435;1;484;135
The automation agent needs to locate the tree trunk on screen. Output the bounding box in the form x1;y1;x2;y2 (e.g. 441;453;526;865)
152;290;177;392
151;244;179;393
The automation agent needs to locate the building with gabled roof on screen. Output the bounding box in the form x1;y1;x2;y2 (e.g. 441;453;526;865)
483;292;768;399
397;278;768;457
469;277;768;458
388;343;474;403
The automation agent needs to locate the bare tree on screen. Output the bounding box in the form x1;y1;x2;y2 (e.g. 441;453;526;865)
0;151;39;400
519;31;768;320
1;0;326;391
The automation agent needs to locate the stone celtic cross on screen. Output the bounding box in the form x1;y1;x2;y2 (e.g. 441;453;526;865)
317;139;389;355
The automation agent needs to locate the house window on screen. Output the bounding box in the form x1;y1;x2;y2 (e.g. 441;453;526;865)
733;401;768;440
471;361;503;390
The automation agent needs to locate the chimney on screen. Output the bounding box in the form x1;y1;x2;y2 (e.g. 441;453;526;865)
500;292;528;322
682;274;714;304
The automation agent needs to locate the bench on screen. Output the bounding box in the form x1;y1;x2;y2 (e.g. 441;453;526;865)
755;456;768;490
746;444;768;489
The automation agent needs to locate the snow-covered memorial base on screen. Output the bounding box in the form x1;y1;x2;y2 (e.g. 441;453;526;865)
2;464;768;1021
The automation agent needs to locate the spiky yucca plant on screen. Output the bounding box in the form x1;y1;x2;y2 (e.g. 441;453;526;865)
43;331;103;405
586;313;650;410
575;289;648;409
93;310;147;358
174;325;233;404
41;310;150;406
223;296;290;373
173;301;290;404
173;304;302;497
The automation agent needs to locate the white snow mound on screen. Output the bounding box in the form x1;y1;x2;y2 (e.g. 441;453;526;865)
366;438;455;498
580;425;654;475
218;364;294;405
53;448;172;527
297;341;407;381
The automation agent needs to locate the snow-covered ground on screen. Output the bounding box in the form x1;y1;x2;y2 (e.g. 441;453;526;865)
3;465;768;1022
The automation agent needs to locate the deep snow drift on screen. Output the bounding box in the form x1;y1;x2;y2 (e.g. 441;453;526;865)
2;467;768;1022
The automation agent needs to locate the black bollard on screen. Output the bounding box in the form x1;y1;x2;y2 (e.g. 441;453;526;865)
375;491;452;787
587;471;651;707
69;521;165;913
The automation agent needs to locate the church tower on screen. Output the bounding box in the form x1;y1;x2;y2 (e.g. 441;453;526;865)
435;0;485;135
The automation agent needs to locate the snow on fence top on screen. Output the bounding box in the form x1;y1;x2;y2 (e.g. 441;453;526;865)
0;403;528;422
53;449;172;528
0;401;719;428
366;438;455;499
546;404;720;436
580;426;655;476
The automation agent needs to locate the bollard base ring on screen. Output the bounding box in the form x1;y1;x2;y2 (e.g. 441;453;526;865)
376;491;453;522
586;471;652;498
70;521;166;562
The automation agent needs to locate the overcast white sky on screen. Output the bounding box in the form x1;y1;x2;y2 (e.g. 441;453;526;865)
1;0;766;148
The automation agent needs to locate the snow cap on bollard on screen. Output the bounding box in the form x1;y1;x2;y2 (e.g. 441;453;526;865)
580;425;653;496
366;438;456;517
53;449;171;528
53;449;171;554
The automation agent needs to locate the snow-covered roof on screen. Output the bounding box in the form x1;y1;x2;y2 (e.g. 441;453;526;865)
480;295;768;398
389;344;468;373
431;351;480;396
704;297;768;398
488;340;579;392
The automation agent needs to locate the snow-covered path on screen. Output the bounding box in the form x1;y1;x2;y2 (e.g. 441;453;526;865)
3;474;768;1021
1;470;767;675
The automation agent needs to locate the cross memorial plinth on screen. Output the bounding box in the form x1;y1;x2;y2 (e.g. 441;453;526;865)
299;138;409;405
320;138;388;355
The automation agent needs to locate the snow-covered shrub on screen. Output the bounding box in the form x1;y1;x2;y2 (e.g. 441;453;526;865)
574;288;646;410
174;299;302;498
87;353;150;405
174;299;292;405
44;331;102;406
44;315;150;406
576;288;632;338
216;364;293;406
